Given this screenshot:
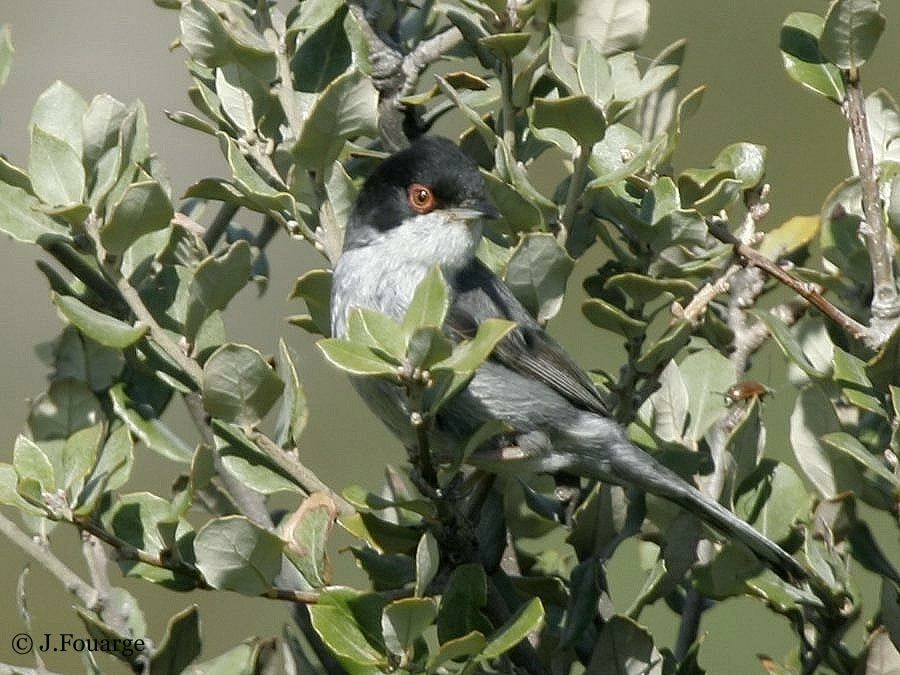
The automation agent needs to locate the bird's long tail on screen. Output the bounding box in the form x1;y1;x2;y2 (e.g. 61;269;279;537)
574;422;807;582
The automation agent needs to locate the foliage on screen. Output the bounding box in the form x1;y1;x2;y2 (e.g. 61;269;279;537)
0;0;898;673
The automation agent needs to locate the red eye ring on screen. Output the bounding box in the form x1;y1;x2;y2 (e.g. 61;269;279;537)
408;183;436;213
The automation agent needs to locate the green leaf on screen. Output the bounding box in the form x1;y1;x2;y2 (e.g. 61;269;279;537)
790;385;841;498
346;309;405;363
185;240;252;338
532;95;606;147
735;460;808;543
274;338;308;447
780;12;845;103
822;431;900;488
857;90;900;168
308;588;389;670
318;338;399;377
582;298;647;338
293;69;378;170
504;233;575;323
587;615;663;675
635;320;691;373
432;318;515;375
426;631;487;674
76;422;133;515
382;597;438;654
480;32;531;59
414;531;439;598
59;423;103;502
479;597;544;661
150;605;201;675
202;343;285;428
283;492;337;587
0;25;12;92
29;126;85;207
557;0;649;56
437;564;491;643
402;267;449;338
31;81;87;156
53;293;148;348
29;379;104;442
605;273;695;305
750;310;830;379
101;180;174;255
194;515;283;595
0;182;70;243
83;94;129;170
648;360;688;443
109;383;192;462
758;215;820;259
820;0;885;70
680;349;735;442
292;6;351;93
179;0;272;67
0;463;44;514
289;269;333;336
715;142;767;189
13;435;55;494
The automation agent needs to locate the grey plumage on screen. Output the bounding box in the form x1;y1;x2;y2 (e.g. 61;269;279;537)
329;136;806;581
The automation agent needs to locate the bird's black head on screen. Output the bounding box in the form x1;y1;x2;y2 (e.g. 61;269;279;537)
343;137;498;250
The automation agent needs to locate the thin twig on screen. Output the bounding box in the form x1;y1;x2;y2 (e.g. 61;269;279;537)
0;512;98;609
560;143;592;245
707;218;868;341
252;432;356;517
843;70;900;330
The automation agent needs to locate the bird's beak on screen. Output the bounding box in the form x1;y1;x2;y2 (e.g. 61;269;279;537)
451;198;500;222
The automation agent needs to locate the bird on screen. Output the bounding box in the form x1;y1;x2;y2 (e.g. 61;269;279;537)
329;135;806;581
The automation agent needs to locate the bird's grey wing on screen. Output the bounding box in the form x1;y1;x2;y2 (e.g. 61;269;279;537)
447;259;609;416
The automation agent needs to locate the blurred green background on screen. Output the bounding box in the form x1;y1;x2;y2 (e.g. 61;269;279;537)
0;1;896;672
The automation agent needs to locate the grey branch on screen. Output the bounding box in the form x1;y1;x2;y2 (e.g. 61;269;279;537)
347;2;462;149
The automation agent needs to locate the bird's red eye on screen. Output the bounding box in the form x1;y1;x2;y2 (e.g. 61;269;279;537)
408;183;436;213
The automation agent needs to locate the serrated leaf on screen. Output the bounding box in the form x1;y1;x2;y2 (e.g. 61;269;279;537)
29;126;85;207
101;180;174;255
53;293;147;348
780;12;845;103
202;343;284;428
194;515;282;595
820;0;885;70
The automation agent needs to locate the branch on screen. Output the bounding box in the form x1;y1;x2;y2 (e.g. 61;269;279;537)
843;71;900;332
0;511;98;610
251;432;356;517
707;218;868;341
347;2;462;148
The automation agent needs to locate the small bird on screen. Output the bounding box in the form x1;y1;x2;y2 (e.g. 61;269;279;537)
330;136;805;580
